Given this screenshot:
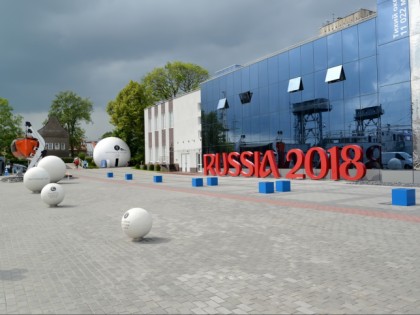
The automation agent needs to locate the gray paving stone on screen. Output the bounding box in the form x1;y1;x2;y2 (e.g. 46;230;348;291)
1;168;420;314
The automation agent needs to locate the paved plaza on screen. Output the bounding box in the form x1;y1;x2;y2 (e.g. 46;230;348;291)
1;167;420;314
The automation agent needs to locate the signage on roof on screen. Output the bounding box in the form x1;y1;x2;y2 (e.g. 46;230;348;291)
392;0;408;39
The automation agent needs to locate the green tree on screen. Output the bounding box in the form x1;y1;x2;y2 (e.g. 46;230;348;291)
142;61;209;101
106;81;151;161
48;91;93;157
101;131;114;139
0;98;23;158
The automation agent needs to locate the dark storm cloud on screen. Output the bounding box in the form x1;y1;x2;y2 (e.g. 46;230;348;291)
0;0;376;138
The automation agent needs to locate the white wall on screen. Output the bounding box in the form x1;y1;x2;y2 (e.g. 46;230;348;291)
144;90;202;172
173;90;201;172
144;101;170;165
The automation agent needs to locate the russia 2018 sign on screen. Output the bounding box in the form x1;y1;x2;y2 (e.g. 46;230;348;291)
203;145;366;181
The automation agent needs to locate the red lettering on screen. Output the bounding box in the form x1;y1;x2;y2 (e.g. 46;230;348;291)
253;151;261;177
328;146;340;180
304;147;329;180
286;149;306;179
340;145;366;181
203;154;216;176
259;150;281;178
215;153;229;176
240;151;255;177
204;146;364;181
228;152;241;176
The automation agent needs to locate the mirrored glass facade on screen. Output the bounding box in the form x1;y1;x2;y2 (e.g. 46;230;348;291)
201;0;417;173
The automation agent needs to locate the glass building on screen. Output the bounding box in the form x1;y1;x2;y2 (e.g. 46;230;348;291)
200;0;420;179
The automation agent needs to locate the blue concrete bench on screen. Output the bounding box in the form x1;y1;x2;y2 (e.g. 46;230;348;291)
107;172;113;178
276;180;291;192
125;173;133;180
392;188;416;206
153;175;163;183
259;182;274;194
207;177;218;186
192;178;203;187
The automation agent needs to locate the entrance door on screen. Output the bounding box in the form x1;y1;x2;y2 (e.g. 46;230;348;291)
115;158;119;167
181;154;190;172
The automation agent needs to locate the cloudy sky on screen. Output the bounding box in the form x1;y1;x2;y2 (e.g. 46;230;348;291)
0;0;376;139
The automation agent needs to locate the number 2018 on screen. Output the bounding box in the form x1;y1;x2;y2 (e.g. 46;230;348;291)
286;145;366;181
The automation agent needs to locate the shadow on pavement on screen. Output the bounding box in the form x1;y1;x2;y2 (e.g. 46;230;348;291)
131;236;171;244
0;268;28;281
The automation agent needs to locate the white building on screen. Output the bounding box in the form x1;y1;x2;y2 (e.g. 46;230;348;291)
144;89;202;172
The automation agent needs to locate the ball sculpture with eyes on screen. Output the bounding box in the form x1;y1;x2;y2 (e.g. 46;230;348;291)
41;183;65;207
121;208;153;239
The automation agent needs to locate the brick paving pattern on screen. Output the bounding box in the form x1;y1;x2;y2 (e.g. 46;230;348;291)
1;167;420;314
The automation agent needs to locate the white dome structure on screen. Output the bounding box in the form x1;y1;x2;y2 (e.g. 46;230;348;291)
93;137;131;168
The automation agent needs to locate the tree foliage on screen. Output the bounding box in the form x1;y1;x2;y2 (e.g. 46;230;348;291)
142;61;209;102
100;131;114;139
0;97;23;158
106;61;209;163
48;91;93;157
201;111;229;154
106;81;151;161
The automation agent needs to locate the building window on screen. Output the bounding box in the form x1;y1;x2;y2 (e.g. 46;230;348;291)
325;65;346;83
287;77;303;92
239;91;253;104
162;145;166;163
169;111;174;128
55;143;60;150
61;143;66;150
154;114;158;131
161;113;166;130
148;117;151;132
217;98;229;109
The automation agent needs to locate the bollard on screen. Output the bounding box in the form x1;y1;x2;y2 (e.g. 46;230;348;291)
259;182;274;194
276;180;291;192
392;188;416;206
125;173;133;180
107;172;114;178
207;177;218;186
192;178;203;187
153;175;163;183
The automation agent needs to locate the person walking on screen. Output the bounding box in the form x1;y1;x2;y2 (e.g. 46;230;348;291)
73;157;80;169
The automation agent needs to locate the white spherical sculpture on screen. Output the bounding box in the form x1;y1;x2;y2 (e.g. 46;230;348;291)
41;183;65;207
23;167;50;193
93;137;131;168
388;158;403;170
121;208;153;239
38;156;66;183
